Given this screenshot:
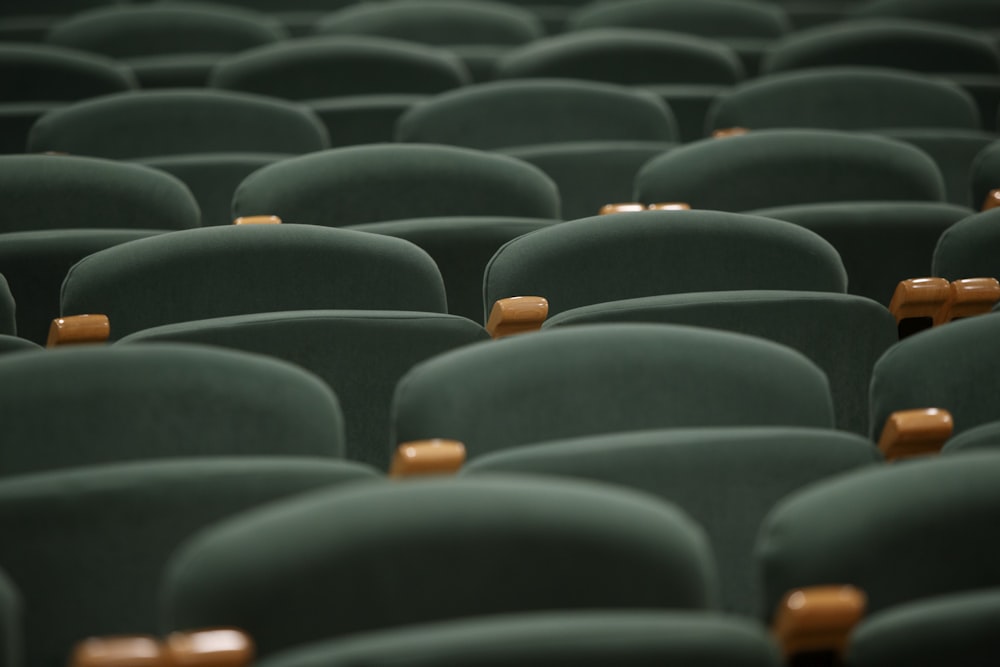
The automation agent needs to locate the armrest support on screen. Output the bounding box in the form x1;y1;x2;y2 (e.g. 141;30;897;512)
713;127;749;139
888;278;950;338
232;215;282;225
164;629;254;667
70;636;163;667
485;296;548;339
772;585;866;660
390;439;466;478
935;278;1000;324
982;188;1000;212
877;408;953;461
599;203;646;215
47;314;110;348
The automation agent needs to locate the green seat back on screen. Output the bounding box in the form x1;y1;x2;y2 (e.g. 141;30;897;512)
851;0;1000;30
0;274;15;337
60;224;447;339
941;419;1000;454
971;139;1000;207
568;0;790;39
393;324;835;459
233;144;560;226
162;476;716;658
0;43;135;102
0;568;19;667
934;203;1000;278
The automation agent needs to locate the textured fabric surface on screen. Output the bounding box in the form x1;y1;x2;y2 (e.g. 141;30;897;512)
642;83;730;142
496;28;745;85
0;42;135;102
61;224;447;339
878;128;996;206
254;611;780;667
308;94;425;147
120;311;488;470
233;144;560;226
348;217;555;322
758;452;1000;620
0;335;41;357
0;155;199;232
209;36;470;99
870;312;1000;437
0;275;14;337
393;324;835;458
396;79;677;149
136;152;290;227
544;291;896;434
45;3;286;58
28;89;330;159
708;67;981;131
0;229;163;344
162;476;716;658
315;0;543;46
942;419;1000;453
0;458;379;667
568;0;789;39
971;139;1000;206
762;19;1000;74
0;103;55;154
123;53;218;88
0;344;347;474
0;568;19;667
466;427;879;614
753;201;971;305
851;0;1000;28
635;129;945;211
483;210;846;320
933;206;1000;278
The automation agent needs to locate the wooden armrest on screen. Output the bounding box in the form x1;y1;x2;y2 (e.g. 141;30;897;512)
47;314;110;348
888;278;950;338
164;629;254;667
390;439;466;478
712;127;749;139
232;215;282;225
647;202;691;211
70;636;164;667
982;188;1000;212
772;586;866;660
599;203;646;215
935;278;1000;324
485;296;548;339
877;408;953;461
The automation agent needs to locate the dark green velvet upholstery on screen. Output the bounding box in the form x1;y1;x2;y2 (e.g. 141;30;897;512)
758;452;1000;620
122;53;220;88
392;324;835;459
315;0;544;46
347;217;555;322
942;420;1000;454
0;103;54;154
0;457;379;667
0;344;347;474
136;153;289;227
253;611;781;667
871;313;1000;438
568;0;789;39
0;568;19;667
483;210;847;320
643;83;730;142
635;129;946;211
708;67;982;132
544;291;896;434
208;36;471;99
307;94;426;147
232;144;560;226
119;311;489;470
45;3;286;58
0;155;200;233
0;336;40;356
0;229;164;344
762;19;1000;75
0;43;134;102
496;28;745;85
971;139;1000;206
28;89;330;159
0;275;14;337
752;202;972;305
396;79;678;149
61;224;447;339
162;476;716;658
932;207;1000;278
851;0;1000;29
848;587;1000;667
465;427;879;614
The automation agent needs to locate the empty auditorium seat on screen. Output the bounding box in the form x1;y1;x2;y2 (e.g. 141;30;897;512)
971;139;1000;207
933;206;1000;278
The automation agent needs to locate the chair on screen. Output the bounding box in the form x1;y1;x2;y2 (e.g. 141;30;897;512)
0;0;121;42
941;419;1000;453
544;291;897;434
45;3;287;87
971;139;1000;208
60;224;447;340
465;427;879;614
484;210;846;321
161;476;716;659
932;206;1000;279
0;567;19;667
0;457;379;667
851;0;1000;31
392;323;835;460
0;274;16;339
232;144;560;226
635;129;945;212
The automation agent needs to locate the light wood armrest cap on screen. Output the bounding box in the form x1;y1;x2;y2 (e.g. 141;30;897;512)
772;585;866;658
233;215;282;225
164;629;254;667
647;202;691;210
878;408;953;460
70;636;163;667
599;202;646;215
982;188;1000;212
486;296;548;339
936;278;1000;324
47;314;110;348
390;439;466;478
888;278;950;338
713;127;749;138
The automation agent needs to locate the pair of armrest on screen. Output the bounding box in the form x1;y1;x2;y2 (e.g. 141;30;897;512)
72;629;251;667
888;277;1000;339
598;202;691;215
